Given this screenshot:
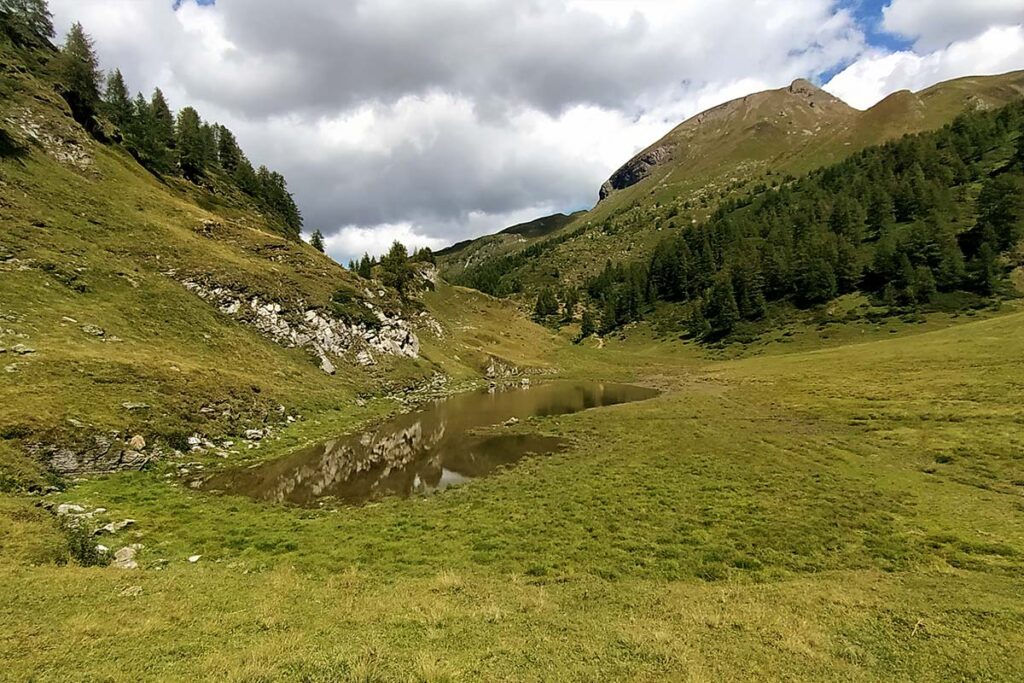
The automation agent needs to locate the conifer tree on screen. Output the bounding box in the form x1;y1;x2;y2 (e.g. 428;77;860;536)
705;274;740;336
310;230;325;253
217;125;242;173
55;23;101;127
380;241;413;295
1;0;54;47
357;253;373;279
533;287;558;320
578;308;595;341
145;88;175;173
102;70;133;131
176;106;205;179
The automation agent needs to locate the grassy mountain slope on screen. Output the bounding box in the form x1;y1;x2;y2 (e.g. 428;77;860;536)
0;41;554;489
441;70;1024;294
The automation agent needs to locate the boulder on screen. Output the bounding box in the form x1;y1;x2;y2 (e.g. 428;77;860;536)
128;434;146;450
112;546;138;570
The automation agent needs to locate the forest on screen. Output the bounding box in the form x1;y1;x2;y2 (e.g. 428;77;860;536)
538;100;1024;339
1;0;303;238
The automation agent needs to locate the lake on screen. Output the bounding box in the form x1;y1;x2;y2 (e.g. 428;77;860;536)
203;380;659;506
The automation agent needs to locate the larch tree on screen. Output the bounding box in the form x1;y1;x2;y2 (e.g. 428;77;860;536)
55;22;101;127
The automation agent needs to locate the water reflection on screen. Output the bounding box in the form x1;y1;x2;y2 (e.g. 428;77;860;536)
203;381;658;506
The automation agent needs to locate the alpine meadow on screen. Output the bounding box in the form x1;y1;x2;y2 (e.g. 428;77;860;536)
2;1;1024;681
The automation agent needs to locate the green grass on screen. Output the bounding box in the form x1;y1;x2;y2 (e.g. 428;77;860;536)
3;309;1024;680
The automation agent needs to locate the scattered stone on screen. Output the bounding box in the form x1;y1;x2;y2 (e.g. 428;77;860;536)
121;402;150;411
504;417;519;426
286;416;295;423
112;546;138;570
244;429;264;441
11;343;35;355
119;585;143;598
128;434;146;450
188;554;201;563
95;544;109;554
56;503;85;516
187;435;202;447
66;418;86;428
319;355;336;375
81;324;105;337
61;316;78;323
96;519;135;535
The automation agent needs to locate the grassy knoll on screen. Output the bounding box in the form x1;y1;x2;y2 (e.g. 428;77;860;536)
2;309;1023;680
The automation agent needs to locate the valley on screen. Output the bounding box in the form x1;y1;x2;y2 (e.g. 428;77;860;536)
2;4;1024;681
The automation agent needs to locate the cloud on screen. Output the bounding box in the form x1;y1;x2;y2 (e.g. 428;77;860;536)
44;0;1021;265
825;25;1024;109
882;0;1024;51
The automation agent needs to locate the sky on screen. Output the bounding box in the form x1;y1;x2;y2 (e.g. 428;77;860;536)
48;0;1024;265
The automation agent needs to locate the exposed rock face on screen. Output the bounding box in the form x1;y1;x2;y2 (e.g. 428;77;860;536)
39;434;151;475
181;279;421;372
599;145;672;200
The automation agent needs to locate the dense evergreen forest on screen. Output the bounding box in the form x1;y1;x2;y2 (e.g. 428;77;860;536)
1;0;303;239
536;100;1024;339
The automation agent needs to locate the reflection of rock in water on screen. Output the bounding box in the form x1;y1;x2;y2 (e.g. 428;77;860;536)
262;419;446;503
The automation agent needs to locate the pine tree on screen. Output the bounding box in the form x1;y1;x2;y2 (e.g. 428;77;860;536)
310;230;325;253
1;0;55;47
217;125;242;173
357;254;373;279
147;88;175;173
102;70;133;131
55;23;101;127
705;274;740;336
971;243;999;295
533;287;558;320
912;265;937;304
562;287;579;322
578;308;596;341
176;106;205;179
199;122;218;169
380;241;413;295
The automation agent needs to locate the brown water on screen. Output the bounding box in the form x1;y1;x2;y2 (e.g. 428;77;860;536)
202;381;659;506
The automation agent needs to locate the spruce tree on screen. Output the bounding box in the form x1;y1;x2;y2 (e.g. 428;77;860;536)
310;230;325;253
102;70;133;131
705;274;740;336
578;308;596;341
357;254;373;279
217;125;242;173
176;106;205;179
1;0;55;47
380;241;413;295
146;89;175;173
55;23;101;127
533;287;558;320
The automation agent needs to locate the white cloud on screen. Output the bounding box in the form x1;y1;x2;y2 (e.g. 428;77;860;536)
882;0;1024;51
825;25;1024;109
43;0;1022;259
323;223;447;265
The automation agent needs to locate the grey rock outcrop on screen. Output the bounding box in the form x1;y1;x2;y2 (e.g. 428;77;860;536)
181;280;421;373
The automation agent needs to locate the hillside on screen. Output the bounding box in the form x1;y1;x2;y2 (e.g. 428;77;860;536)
0;37;556;490
441;71;1024;296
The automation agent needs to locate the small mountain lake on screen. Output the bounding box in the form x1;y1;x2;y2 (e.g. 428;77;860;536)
203;380;659;506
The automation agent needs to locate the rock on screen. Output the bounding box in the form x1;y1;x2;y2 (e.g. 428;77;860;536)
96;519;135;535
11;343;35;355
187;435;202;447
356;350;374;366
128;434;146;450
119;585;143;598
319;355;336;375
81;324;105;337
56;503;85;516
95;544;109;554
188;554;201;563
112;546;138;570
244;429;264;441
504;417;519;426
121;402;150;411
61;316;78;324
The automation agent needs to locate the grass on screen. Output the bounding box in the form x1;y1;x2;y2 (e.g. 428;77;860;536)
2;308;1024;680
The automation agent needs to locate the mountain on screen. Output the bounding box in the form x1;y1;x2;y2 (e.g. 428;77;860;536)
440;70;1024;295
0;35;554;487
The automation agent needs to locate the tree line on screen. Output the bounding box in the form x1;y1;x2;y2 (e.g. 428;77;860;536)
562;99;1024;340
2;1;303;240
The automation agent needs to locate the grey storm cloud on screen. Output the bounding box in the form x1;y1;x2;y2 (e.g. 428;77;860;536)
60;0;986;261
